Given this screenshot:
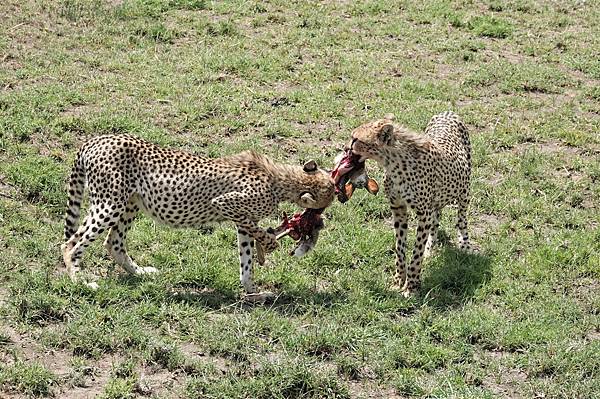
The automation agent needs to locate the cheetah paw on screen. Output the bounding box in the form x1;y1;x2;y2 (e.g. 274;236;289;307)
423;246;439;259
459;242;480;254
61;243;74;269
243;291;275;304
136;267;159;274
390;278;407;292
85;281;99;290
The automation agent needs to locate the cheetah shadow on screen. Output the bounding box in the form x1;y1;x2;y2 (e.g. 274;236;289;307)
418;231;492;308
260;288;348;316
165;285;238;310
131;279;348;314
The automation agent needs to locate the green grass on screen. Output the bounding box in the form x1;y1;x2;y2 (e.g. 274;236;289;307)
1;0;599;397
0;360;56;397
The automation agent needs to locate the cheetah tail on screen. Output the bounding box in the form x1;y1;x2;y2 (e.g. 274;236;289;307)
64;153;86;241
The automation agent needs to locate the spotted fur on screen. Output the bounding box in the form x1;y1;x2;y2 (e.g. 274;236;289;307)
348;111;472;296
61;134;334;292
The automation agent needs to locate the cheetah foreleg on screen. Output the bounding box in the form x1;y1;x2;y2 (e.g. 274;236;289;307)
237;228;259;294
403;211;435;297
211;193;279;253
391;205;408;290
102;200;158;275
103;234;158;275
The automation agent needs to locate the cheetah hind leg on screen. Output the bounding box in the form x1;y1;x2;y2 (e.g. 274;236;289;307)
61;217;87;273
61;241;77;281
103;200;158;276
423;208;441;259
103;230;158;275
104;234;158;275
62;241;99;288
62;216;102;290
456;203;478;254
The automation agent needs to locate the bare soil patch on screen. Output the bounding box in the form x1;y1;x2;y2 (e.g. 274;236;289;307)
137;367;183;399
179;341;230;374
0;174;19;200
58;355;121;399
511;141;585;158
471;213;508;238
59;104;97;119
347;381;406;399
476;350;527;399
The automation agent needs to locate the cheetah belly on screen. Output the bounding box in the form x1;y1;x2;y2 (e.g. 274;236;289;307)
134;194;225;228
133;175;228;228
432;161;469;208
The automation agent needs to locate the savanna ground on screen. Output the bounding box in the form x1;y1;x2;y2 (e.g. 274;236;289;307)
0;0;599;398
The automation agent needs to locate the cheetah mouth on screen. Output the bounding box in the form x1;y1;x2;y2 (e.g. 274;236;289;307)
273;208;325;257
331;149;378;203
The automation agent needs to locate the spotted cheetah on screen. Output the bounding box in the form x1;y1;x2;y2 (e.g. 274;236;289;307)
340;111;472;296
61;134;335;293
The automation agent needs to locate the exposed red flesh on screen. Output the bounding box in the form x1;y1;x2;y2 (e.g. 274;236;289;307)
331;149;365;203
273;149;373;256
331;149;364;184
275;208;324;241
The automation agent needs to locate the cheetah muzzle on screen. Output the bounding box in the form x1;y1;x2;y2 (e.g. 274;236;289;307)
271;151;380;256
332;148;379;203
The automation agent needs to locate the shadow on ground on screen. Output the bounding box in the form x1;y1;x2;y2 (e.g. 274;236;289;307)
420;232;493;308
114;228;491;313
158;281;349;315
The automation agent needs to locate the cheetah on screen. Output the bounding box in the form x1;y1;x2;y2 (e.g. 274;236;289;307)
61;134;335;293
335;111;473;296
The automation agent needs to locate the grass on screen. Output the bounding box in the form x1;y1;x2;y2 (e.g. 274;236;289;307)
0;0;599;397
0;361;56;397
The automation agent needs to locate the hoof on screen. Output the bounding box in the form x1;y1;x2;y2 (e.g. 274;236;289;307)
61;243;74;269
256;243;266;266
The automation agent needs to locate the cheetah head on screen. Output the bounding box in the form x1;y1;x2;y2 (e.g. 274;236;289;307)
329;115;395;202
348;114;397;163
295;160;335;210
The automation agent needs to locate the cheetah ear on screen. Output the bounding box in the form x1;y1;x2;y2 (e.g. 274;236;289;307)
377;123;395;145
383;113;395;121
300;192;318;207
303;160;318;173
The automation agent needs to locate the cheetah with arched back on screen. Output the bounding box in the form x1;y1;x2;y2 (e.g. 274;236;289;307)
61;134;334;294
340;111;473;296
